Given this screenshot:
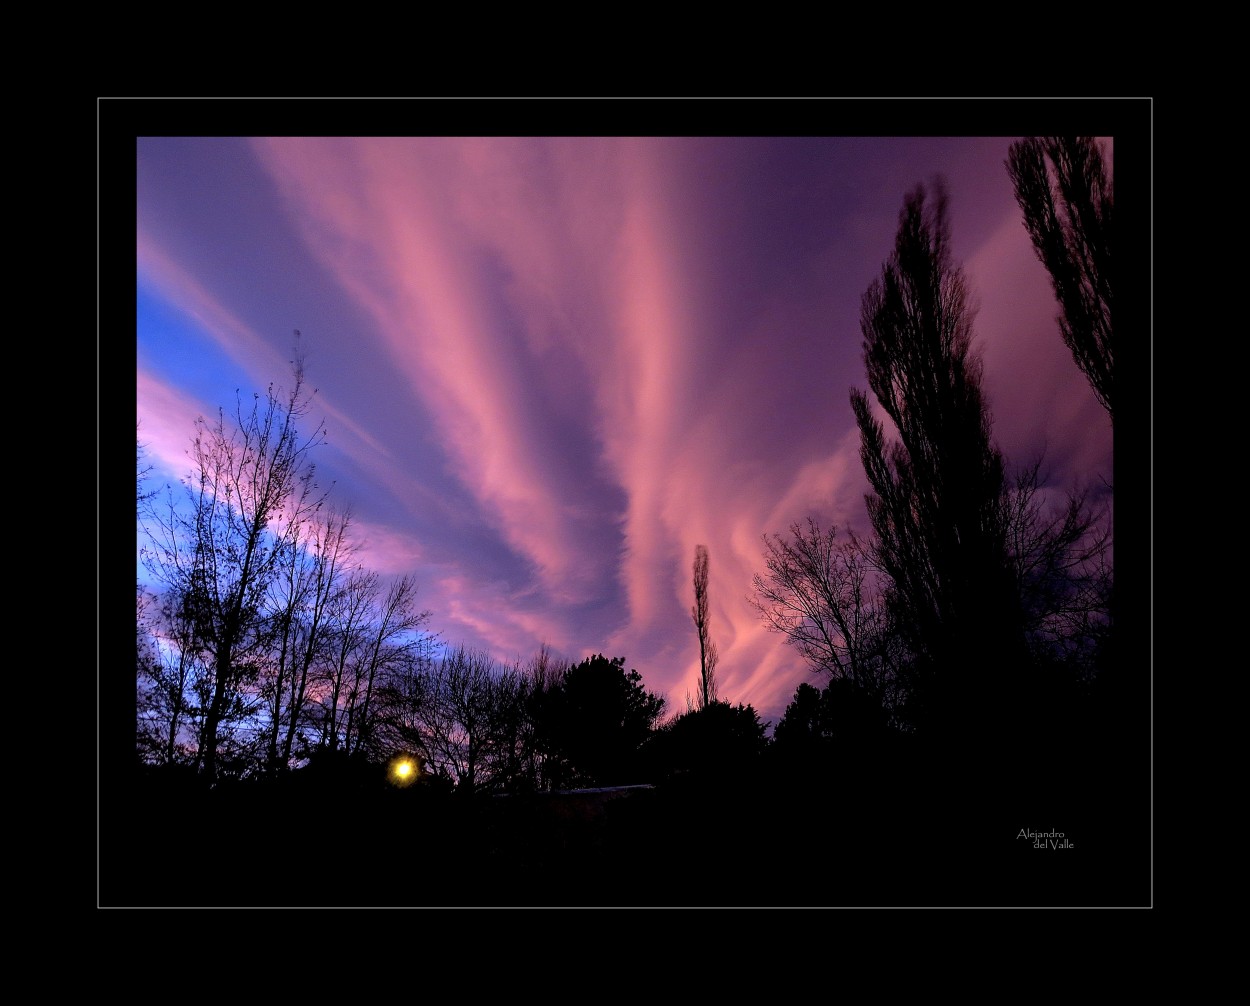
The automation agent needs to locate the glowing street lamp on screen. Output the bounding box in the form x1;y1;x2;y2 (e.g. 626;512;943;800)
388;755;420;787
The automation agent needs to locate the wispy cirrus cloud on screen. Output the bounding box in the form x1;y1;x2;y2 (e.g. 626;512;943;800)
136;133;1117;725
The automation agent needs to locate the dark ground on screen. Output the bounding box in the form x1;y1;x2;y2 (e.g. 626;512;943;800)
102;739;1148;908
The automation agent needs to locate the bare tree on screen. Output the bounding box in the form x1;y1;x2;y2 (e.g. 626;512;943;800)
751;520;887;691
137;585;206;766
1003;460;1112;673
136;425;159;507
1007;137;1113;422
344;574;434;759
691;544;719;709
315;568;377;753
510;644;569;790
260;506;355;772
419;647;519;793
139;358;328;780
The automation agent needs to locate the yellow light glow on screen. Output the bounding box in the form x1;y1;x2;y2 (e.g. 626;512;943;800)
388;755;419;787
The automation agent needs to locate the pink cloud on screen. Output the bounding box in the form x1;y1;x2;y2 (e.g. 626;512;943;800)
135;369;212;478
166;134;1111;733
251;138;616;604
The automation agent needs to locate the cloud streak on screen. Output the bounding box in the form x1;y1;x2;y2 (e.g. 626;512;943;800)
136;134;1114;725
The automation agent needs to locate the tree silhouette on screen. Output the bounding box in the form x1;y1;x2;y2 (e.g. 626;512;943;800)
139;358;328;780
418;646;520;793
136;585;207;766
750;519;897;700
1007;137;1113;422
533;655;665;788
370;634;437;771
314;567;377;754
690;544;719;709
648;700;767;783
260;505;355;774
1003;458;1112;676
344;575;433;759
136;426;159;507
772;679;891;755
850;181;1025;734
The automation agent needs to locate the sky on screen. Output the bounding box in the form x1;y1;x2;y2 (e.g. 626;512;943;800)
132;116;1120;729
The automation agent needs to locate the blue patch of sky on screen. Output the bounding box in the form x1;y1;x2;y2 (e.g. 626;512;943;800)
137;282;251;433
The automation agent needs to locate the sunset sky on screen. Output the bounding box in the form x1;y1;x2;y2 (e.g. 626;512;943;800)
130;104;1131;729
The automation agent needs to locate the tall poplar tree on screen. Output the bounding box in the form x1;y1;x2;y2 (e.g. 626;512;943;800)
691;544;719;710
1007;136;1114;423
850;182;1025;732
